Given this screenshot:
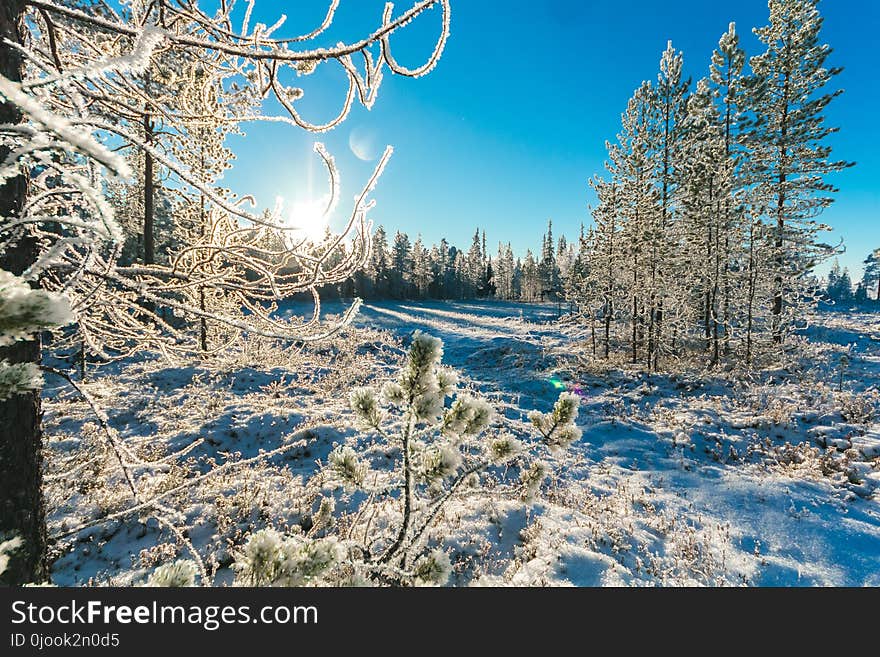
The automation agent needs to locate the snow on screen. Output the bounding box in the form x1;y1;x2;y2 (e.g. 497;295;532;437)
42;301;880;586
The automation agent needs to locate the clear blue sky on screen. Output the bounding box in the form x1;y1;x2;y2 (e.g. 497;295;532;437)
225;0;879;278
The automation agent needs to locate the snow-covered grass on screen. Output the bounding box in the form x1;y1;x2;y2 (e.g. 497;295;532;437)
42;301;880;586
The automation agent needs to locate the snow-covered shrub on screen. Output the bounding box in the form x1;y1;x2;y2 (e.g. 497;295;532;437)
837;389;879;425
837;353;850;392
764;398;797;428
218;331;582;586
232;529;339;587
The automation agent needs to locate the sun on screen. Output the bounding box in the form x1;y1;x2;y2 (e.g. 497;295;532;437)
287;196;330;243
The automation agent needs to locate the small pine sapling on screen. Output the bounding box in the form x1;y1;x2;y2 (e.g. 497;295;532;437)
331;331;581;585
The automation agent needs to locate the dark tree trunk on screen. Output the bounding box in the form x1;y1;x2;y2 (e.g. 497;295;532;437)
0;0;48;586
604;196;615;360
773;188;785;343
198;143;208;353
772;68;791;345
652;90;673;373
712;200;721;366
603;297;611;359
143;113;155;266
721;64;733;357
745;222;757;367
590;314;596;357
631;263;638;365
704;224;712;350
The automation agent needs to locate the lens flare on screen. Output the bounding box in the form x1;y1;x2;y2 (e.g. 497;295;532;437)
546;376;588;397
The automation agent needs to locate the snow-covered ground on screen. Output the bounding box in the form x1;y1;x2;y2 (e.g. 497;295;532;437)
43;301;880;586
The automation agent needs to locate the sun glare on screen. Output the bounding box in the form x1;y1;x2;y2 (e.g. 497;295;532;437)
287;196;330;243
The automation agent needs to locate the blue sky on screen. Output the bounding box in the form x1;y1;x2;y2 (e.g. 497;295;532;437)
225;1;879;278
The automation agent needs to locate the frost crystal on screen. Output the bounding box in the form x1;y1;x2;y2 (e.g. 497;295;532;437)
527;409;549;434
400;330;444;398
520;461;548;502
436;367;459;397
146;560;198;587
551;392;580;426
234;529;339;586
412;549;452;586
529;391;582;452
274;537;340;587
0;270;74;399
350;387;382;428
381;380;406;405
420;443;462;482
0;536;23;577
235;528;284;585
0;362;43;402
486;435;523;464
0;270;74;347
328;445;367;487
549;425;583;452
443;394;494;437
413;392;444;422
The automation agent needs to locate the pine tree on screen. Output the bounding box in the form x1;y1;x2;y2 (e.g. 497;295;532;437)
862;249;880;301
435;238;452;298
587;178;623;358
825;259;853;306
390;231;413;298
607;82;659;364
483;258;497;297
465;229;483;298
747;0;852;344
369;226;391;298
539;219;559;298
709;22;749;355
646;41;690;370
412;236;432;299
452;250;467;299
493;242;517;300
522;250;539;302
677;78;733;365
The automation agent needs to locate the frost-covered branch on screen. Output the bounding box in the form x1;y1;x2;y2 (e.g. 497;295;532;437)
4;0;450;360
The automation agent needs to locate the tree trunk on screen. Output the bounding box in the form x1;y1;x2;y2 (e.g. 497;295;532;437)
652;91;673;373
712;199;721;366
198;143;208;353
705;222;712;350
631;255;638;364
603;296;611;359
590;314;596;357
605;200;615;360
143;113;155;266
772;69;790;345
0;0;48;586
722;66;733;357
745;222;757;367
772;189;785;343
